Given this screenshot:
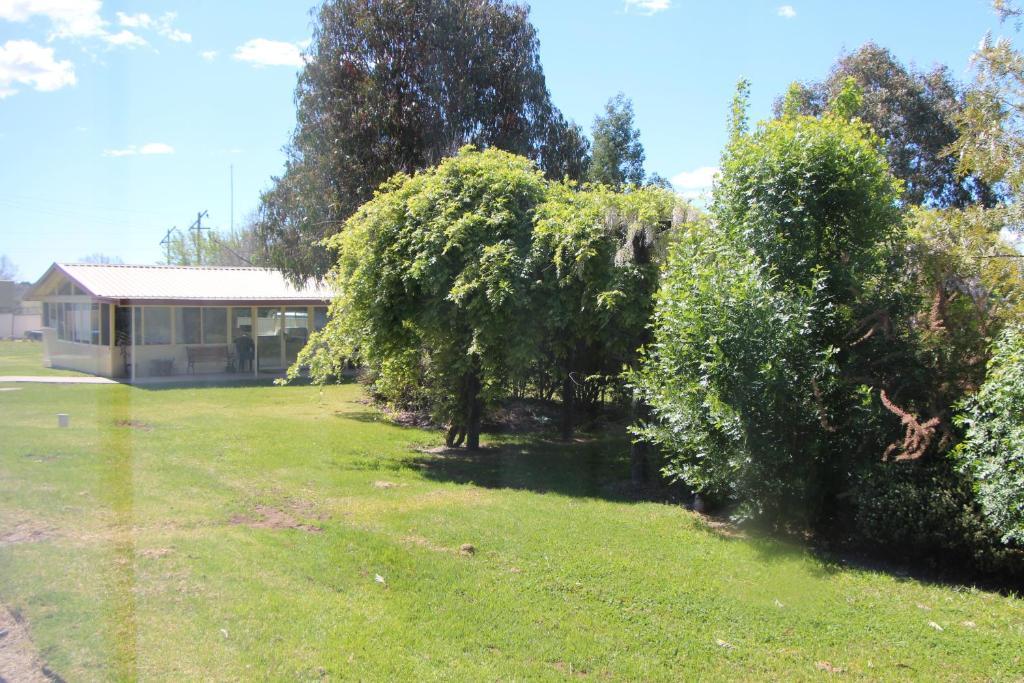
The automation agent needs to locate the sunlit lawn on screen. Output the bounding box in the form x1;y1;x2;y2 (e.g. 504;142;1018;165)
0;340;89;377
1;342;1022;680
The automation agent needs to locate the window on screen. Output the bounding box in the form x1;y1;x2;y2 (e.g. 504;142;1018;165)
58;281;71;295
90;304;100;345
55;302;96;344
203;308;228;343
174;307;228;344
42;302;50;327
101;304;110;346
134;307;142;345
144;307;172;345
284;307;309;342
313;307;328;332
175;308;202;344
231;307;253;341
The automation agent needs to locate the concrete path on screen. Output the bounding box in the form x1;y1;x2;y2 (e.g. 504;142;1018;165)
0;375;117;384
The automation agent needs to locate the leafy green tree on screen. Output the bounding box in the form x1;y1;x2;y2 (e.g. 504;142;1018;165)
292;147;547;450
258;0;584;281
588;93;646;188
633;83;905;525
778;42;996;207
955;325;1024;545
166;222;267;267
531;182;681;440
950;8;1024;224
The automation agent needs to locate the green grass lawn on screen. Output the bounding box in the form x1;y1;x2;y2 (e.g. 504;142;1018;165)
1;344;1022;680
0;340;89;377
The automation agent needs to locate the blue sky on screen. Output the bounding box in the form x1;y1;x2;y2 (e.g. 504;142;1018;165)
0;0;1009;281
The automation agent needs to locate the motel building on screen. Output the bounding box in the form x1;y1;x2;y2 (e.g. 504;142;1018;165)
24;263;332;381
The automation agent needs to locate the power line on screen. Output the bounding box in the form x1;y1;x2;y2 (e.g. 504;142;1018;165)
0;194;174;217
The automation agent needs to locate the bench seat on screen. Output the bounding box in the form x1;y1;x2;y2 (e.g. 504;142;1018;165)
186;345;230;374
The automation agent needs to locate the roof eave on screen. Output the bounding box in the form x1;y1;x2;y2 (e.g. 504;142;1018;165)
23;263;98;301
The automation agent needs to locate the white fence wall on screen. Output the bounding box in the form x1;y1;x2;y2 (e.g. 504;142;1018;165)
0;313;41;339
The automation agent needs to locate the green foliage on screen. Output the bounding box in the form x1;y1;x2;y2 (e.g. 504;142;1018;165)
258;0;583;281
952;19;1024;222
293;146;685;444
588;93;646;188
291;147;547;447
631;223;839;519
633;106;904;526
955;325;1024;544
827;77;863;120
728;78;751;139
165;222;267;267
777;42;996;207
852;459;1011;569
902;206;1024;410
530;182;682;431
715;99;902;294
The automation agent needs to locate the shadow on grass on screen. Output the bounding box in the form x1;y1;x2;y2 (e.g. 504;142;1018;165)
408;426;1024;594
132;376;357;392
406;431;692;504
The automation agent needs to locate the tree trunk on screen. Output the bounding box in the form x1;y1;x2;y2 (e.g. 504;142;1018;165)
630;396;652;486
560;371;575;441
465;370;482;451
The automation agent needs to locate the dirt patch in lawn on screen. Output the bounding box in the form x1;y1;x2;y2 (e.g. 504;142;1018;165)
399;535;476;557
229;505;323;533
0;523;55;547
0;604;63;682
113;419;152;431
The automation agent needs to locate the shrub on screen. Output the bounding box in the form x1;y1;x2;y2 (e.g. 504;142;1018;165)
955;325;1024;545
632;88;904;529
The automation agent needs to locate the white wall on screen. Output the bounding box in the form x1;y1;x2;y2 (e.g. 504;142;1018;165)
41;327;115;375
0;313;41;339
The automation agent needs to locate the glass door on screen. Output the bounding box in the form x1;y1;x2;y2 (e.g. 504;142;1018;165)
256;307;283;370
284;307;309;367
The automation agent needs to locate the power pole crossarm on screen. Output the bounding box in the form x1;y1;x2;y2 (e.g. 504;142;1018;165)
188;210;210;265
160;227;179;264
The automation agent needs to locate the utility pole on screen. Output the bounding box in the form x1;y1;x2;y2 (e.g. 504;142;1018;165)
159;227;179;264
189;210;210;265
230;165;235;234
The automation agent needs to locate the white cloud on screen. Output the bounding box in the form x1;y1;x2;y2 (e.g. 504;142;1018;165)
0;4;190;48
102;142;174;157
624;0;671;15
115;11;152;29
0;39;76;97
670;165;719;200
777;5;797;18
139;142;173;154
162;27;190;42
199;50;217;61
0;0;105;39
103;29;146;48
116;10;190;43
233;38;305;67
